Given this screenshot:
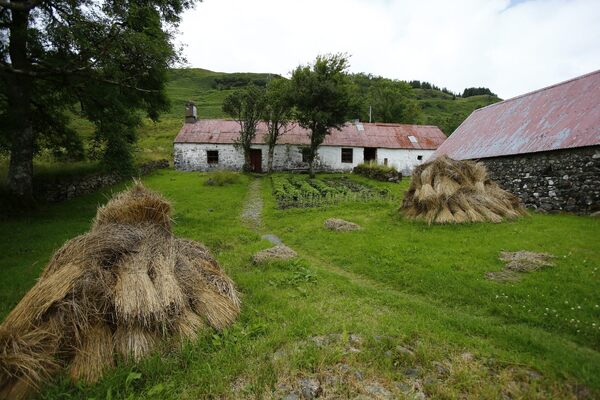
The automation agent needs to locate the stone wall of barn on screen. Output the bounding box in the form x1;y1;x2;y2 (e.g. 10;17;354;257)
480;146;600;214
174;143;434;173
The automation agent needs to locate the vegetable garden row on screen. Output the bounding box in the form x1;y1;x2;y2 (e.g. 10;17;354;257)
271;175;392;209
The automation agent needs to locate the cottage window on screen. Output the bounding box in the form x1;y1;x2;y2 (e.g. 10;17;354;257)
417;155;423;160
207;150;219;164
341;148;353;163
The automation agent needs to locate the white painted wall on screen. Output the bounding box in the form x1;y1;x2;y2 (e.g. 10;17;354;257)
376;148;436;175
174;143;434;173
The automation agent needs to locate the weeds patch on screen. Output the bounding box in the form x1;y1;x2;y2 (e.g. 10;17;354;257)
487;251;556;282
204;170;241;186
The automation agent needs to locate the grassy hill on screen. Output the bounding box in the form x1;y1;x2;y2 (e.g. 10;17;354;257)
414;88;500;134
164;68;277;119
163;68;501;134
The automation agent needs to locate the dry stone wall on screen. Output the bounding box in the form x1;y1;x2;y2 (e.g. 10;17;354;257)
481;146;600;214
35;160;169;202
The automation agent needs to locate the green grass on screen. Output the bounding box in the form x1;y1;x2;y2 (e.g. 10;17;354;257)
0;171;598;399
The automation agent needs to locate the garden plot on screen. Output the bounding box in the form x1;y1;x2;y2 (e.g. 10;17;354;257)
272;175;392;209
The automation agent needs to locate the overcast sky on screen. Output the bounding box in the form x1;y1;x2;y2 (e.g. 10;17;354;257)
177;0;600;99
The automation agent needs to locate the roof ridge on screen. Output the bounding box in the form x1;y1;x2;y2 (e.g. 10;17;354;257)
472;69;600;114
190;119;440;129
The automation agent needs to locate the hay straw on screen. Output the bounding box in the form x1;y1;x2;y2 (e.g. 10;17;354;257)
0;327;61;396
151;247;186;313
401;155;526;224
114;326;159;362
0;182;241;398
191;288;241;331
93;181;172;232
173;308;206;343
2;263;83;333
69;323;114;383
0;376;33;400
113;254;164;326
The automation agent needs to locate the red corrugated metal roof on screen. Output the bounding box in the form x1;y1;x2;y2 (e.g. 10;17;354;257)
174;120;446;150
432;70;600;160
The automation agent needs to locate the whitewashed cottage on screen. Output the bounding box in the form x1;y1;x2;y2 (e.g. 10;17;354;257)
174;104;446;174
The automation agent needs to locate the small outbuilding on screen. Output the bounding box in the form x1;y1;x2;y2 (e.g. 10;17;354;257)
173;111;447;175
432;70;600;213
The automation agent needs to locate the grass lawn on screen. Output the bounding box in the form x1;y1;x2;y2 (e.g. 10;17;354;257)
0;170;598;399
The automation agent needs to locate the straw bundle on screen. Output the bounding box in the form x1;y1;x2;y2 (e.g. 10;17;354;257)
401;156;526;224
0;182;240;399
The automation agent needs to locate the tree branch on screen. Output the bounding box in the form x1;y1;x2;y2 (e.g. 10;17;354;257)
0;63;159;93
0;0;44;11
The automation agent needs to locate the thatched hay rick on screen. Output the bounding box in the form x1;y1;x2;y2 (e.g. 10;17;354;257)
401;156;526;224
0;183;240;399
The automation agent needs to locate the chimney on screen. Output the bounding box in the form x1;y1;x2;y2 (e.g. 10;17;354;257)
185;101;197;123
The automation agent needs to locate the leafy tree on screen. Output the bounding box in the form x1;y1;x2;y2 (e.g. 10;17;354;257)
263;78;293;173
291;54;358;178
429;112;468;135
222;85;266;172
0;0;196;200
365;80;421;124
349;74;422;123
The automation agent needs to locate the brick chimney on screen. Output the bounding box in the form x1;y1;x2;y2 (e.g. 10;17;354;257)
185;101;197;123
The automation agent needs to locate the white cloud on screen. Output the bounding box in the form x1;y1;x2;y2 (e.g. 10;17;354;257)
178;0;600;98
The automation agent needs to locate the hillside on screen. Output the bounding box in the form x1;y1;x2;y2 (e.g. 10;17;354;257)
165;68;501;134
413;88;501;134
164;68;278;119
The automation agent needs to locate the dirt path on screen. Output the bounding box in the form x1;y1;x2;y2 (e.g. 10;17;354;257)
241;178;263;230
242;178;286;246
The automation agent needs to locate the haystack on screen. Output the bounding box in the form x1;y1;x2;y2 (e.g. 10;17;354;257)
0;182;240;399
401;156;526;224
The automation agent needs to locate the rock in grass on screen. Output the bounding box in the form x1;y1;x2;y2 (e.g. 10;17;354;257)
253;245;297;264
324;218;362;231
298;377;322;399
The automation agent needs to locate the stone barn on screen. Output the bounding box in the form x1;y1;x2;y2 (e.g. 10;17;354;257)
174;112;446;175
432;70;600;213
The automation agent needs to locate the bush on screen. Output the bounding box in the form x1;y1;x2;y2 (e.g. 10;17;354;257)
204;170;241;186
353;162;401;182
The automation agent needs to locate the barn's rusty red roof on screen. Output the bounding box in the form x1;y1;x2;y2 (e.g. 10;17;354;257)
174;120;446;150
432;70;600;160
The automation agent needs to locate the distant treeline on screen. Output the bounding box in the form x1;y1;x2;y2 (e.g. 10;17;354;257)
461;87;497;98
409;81;496;98
409;80;456;96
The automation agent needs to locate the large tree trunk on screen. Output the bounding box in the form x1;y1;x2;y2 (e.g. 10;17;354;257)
308;159;315;179
6;6;34;201
267;145;274;173
243;147;251;172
